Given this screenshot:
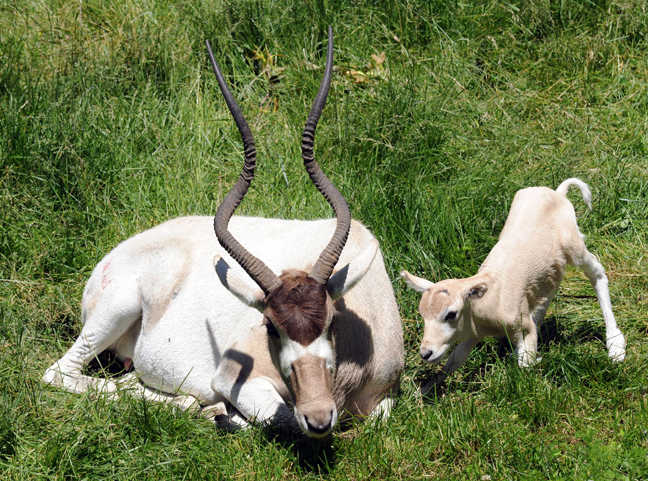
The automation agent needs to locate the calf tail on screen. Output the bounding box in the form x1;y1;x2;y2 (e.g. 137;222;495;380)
556;178;592;210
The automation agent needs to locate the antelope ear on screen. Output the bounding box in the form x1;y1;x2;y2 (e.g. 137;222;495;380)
214;255;265;311
463;281;487;301
401;270;434;292
327;239;379;300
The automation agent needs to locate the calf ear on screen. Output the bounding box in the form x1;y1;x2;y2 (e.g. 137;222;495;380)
327;239;379;300
214;255;266;311
463;282;487;301
401;270;434;292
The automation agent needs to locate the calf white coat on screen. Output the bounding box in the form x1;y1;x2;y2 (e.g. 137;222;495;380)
403;179;626;388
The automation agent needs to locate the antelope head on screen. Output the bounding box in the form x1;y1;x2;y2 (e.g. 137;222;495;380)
206;27;377;438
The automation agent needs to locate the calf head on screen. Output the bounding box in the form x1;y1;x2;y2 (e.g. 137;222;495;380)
401;271;487;364
207;27;377;437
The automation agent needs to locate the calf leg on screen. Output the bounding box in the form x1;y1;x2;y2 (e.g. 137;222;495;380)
442;337;479;376
515;316;540;367
421;337;478;395
533;288;557;330
575;250;626;361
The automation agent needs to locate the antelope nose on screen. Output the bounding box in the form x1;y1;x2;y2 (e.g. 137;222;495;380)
304;411;333;436
420;347;434;361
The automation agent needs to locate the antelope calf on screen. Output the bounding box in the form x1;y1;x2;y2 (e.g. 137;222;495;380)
43;28;404;438
403;179;626;387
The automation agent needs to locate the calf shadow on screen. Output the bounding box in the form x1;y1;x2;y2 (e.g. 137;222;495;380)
419;314;608;401
494;315;605;359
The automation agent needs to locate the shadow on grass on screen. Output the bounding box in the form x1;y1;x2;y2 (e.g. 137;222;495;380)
417;314;619;403
84;351;131;377
537;315;606;348
81;351;339;474
260;425;337;475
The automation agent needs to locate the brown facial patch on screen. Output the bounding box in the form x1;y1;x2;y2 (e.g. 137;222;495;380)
420;284;458;321
265;271;330;346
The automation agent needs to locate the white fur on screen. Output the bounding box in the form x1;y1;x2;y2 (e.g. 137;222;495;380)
278;334;335;379
403;179;626;388
43;216;403;434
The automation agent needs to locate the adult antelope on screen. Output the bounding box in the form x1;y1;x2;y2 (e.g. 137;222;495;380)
43;27;404;438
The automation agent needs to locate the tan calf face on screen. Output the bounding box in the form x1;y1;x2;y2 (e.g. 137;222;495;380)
402;271;487;364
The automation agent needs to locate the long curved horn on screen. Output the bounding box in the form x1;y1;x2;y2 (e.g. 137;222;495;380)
206;40;282;295
302;26;351;284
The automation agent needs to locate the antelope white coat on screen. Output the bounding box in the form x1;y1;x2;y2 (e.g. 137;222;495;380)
43;216;404;432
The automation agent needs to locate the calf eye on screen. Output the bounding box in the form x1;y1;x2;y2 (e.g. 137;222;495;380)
444;311;458;321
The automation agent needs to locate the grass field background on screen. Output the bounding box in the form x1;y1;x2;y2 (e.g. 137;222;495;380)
1;0;647;478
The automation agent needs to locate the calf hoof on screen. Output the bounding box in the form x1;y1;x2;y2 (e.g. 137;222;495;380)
517;352;542;368
607;333;626;362
420;372;447;398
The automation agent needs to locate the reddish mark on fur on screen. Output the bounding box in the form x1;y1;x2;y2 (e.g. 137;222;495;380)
102;261;112;290
124;358;133;371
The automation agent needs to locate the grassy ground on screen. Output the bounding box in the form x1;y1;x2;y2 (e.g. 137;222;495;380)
1;0;647;478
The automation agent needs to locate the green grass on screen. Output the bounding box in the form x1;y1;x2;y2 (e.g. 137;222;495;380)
1;0;647;478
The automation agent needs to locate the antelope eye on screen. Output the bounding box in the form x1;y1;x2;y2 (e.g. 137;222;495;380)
444;311;458;321
264;319;279;339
